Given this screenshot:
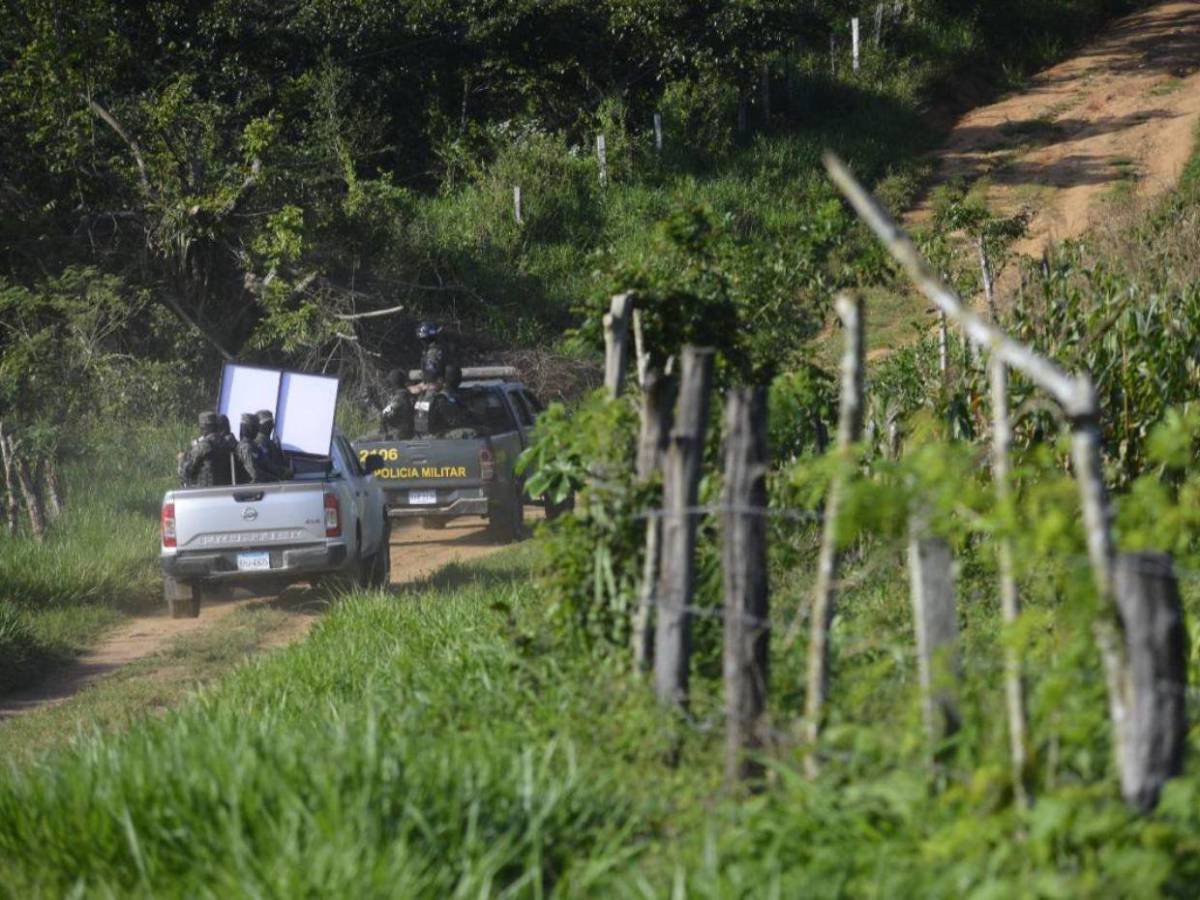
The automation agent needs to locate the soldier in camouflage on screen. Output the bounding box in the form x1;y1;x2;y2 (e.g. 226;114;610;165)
414;363;469;437
255;409;294;480
179;410;233;488
378;368;415;440
416;321;448;385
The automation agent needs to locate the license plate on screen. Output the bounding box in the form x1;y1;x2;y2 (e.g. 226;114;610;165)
236;551;271;572
408;489;438;505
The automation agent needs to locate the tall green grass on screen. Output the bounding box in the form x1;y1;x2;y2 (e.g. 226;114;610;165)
2;546;1199;897
0;551;694;896
0;421;188;691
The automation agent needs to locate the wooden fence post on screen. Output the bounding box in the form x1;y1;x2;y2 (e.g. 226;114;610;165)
990;356;1030;808
978;237;996;319
822;153;1143;797
653;112;664;153
513;185;523;225
632;308;649;389
1114;552;1188;813
830;34;837;77
723;387;770;784
633;370;672;670
603;293;634;399
1067;382;1135;798
654;346;714;708
852;18;861;72
798;293;865;775
908;524;961;752
938;311;949;377
874;2;885;46
596;133;608;186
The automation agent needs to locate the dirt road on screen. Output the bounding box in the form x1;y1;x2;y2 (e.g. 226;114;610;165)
0;515;529;721
912;0;1200;257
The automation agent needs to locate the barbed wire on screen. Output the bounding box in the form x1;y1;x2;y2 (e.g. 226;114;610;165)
632;503;824;524
621;500;1200;584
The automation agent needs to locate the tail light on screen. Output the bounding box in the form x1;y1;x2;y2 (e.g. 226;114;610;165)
324;491;342;537
479;447;495;481
161;501;177;549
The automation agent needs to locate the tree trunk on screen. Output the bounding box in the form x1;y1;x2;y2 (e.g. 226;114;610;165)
6;434;45;541
0;423;20;536
42;456;65;520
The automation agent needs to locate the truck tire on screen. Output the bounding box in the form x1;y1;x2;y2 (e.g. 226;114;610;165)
365;523;392;589
164;577;201;619
488;484;524;544
543;492;575;521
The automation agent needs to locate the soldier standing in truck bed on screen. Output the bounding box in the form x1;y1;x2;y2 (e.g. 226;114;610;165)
416;321;449;381
255;409;294;480
414;363;469;437
379;368;415;440
179;410;233;488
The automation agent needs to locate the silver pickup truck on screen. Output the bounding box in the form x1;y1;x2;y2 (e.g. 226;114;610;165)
159;430;389;618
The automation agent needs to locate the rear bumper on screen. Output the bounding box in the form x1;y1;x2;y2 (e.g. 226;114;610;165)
384;486;491;519
161;543;348;581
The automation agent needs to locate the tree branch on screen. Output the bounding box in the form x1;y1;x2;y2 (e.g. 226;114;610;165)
332;303;405;321
82;95;151;196
158;293;234;361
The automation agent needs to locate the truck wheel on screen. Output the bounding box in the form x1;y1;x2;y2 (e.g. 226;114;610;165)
488;485;524;544
543;492;575;521
365;522;392;589
164;578;201;619
164;576;201;619
365;545;391;589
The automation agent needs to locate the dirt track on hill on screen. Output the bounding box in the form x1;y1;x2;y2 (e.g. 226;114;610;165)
910;0;1200;258
0;515;533;721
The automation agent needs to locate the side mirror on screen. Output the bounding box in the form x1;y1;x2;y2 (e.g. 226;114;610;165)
363;455;385;475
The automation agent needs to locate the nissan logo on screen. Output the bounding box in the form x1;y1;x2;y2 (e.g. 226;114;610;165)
241;506;259;521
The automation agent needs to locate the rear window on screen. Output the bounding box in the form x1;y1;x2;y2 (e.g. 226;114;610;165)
460;388;518;434
508;391;535;427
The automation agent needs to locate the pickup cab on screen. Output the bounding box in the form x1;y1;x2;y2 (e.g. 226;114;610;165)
353;376;544;541
159;430;389;618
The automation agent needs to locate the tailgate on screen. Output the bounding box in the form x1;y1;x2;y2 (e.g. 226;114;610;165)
173;482;328;551
356;438;484;493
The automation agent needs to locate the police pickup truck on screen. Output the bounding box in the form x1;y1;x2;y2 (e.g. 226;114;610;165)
159;429;390;618
353;369;544;541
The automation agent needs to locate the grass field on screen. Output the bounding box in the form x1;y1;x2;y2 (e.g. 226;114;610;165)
0;423;187;693
2;541;1199;897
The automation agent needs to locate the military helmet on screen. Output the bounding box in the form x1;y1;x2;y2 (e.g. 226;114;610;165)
198;410;219;432
239;412;259;439
416;321;442;342
256;409;275;425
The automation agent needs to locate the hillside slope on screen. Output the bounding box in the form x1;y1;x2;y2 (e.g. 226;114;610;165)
912;0;1200;258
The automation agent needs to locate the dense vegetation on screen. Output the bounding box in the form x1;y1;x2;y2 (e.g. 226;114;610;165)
11;2;1200;895
1;0;1145;397
0;423;185;692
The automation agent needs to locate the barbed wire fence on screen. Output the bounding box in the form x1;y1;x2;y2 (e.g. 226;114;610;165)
594;158;1189;815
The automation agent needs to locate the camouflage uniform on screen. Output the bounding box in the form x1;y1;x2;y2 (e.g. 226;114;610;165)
414;388;468;437
254;410;294;480
379;391;415;440
179;412;233;487
233;414;268;484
